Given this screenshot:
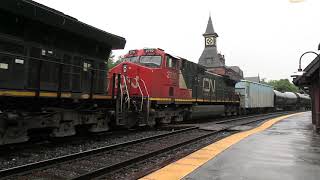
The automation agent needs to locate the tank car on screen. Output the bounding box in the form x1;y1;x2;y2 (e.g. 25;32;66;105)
283;92;298;110
273;90;287;110
0;0;126;145
273;90;311;110
108;48;240;128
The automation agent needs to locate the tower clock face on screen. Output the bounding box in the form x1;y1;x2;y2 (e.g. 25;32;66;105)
205;37;215;46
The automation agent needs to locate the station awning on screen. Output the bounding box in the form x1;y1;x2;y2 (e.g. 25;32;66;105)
0;0;126;49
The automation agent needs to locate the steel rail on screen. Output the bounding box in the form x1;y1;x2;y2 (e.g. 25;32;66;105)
72;112;293;180
0;127;197;179
0;111;295;179
214;111;291;124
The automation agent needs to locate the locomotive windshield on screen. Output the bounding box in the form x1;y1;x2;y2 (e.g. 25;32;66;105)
140;56;162;68
123;55;162;68
123;56;139;63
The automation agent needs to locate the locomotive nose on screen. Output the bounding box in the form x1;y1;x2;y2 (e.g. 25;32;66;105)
121;63;140;78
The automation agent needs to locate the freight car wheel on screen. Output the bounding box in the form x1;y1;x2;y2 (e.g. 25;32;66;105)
51;121;76;137
88;113;111;133
125;112;138;129
3;127;28;145
1;113;28;144
146;116;156;127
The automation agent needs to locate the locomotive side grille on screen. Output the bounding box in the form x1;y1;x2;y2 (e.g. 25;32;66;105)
81;59;93;93
62;54;72;91
40;55;60;91
0;38;26;90
95;62;106;94
71;56;82;92
0;56;11;82
27;47;41;89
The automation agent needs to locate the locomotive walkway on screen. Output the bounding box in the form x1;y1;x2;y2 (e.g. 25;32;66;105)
141;112;320;180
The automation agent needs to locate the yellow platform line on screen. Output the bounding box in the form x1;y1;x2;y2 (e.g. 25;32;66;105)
140;112;303;180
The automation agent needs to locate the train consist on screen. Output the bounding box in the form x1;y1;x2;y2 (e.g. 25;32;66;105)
0;0;311;145
109;48;240;126
109;49;311;125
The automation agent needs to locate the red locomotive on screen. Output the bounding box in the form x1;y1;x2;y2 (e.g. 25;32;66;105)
109;48;240;128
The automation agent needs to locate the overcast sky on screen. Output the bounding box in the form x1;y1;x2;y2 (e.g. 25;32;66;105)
35;0;320;81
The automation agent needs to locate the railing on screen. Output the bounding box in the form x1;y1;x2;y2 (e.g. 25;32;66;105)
119;83;123;112
140;79;150;121
121;75;130;110
135;78;144;111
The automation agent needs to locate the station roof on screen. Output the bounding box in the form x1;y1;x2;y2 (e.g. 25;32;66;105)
0;0;126;49
245;76;260;83
238;79;274;88
293;56;320;86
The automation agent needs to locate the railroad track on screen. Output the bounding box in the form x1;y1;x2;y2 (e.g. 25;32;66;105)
0;111;294;180
214;111;292;124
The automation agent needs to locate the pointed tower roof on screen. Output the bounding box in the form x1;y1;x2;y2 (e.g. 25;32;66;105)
198;15;222;68
203;16;218;37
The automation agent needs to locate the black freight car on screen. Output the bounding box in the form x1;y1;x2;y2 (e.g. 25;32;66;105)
180;59;239;118
0;0;126;145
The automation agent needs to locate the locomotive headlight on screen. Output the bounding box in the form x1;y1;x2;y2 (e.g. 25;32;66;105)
123;64;128;73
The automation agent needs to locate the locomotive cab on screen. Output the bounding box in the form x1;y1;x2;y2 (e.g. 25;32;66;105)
108;48;192;128
109;48;190;100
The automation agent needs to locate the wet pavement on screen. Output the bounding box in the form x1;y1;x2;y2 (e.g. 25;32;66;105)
184;112;320;180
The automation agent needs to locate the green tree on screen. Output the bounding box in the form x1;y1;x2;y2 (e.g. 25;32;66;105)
267;79;299;92
107;52;122;69
260;78;268;85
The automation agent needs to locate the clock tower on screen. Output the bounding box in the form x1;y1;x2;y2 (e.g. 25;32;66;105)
204;16;218;48
198;16;223;67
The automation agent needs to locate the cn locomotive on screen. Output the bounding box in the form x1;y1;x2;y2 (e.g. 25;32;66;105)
108;48;240;128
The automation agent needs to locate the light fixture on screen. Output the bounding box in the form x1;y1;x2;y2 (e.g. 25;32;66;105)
298;51;319;72
123;64;128;73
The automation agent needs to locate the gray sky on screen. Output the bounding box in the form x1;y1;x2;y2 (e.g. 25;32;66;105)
35;0;320;80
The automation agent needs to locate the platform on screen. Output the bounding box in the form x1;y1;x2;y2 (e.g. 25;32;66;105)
141;112;320;180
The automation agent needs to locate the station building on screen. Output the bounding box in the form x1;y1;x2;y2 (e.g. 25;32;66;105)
198;16;243;81
293;56;320;131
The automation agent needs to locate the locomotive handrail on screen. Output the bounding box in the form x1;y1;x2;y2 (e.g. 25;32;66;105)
121;75;130;110
135;78;144;111
140;79;150;99
119;83;123;112
140;79;150;122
